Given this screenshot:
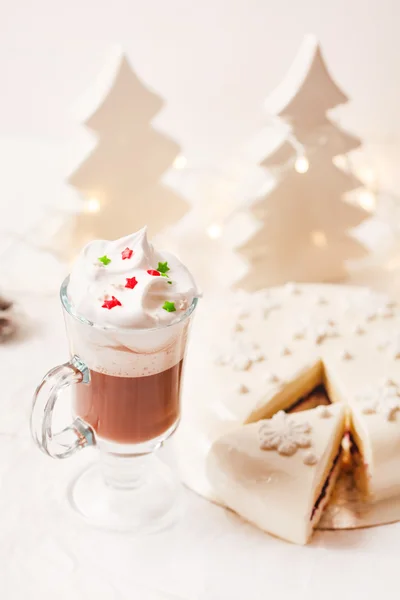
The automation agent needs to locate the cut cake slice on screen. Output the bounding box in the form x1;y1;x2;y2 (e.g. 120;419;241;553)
207;403;346;544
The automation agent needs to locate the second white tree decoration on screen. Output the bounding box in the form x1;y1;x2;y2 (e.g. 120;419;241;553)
67;47;189;253
236;35;369;291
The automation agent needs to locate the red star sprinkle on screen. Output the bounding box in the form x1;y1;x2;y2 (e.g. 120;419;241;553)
122;247;134;260
125;277;138;289
147;269;160;276
102;296;122;309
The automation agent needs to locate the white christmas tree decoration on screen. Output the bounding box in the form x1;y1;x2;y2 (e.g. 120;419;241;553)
236;35;369;291
66;46;189;253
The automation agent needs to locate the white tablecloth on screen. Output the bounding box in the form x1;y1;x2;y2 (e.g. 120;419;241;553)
3;263;400;600
1;137;399;600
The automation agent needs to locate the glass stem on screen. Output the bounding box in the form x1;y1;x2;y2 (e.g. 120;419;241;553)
100;451;151;490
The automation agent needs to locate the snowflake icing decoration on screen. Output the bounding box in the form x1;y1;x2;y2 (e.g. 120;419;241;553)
356;382;400;421
293;317;338;345
231;290;280;321
259;411;312;456
214;339;265;371
340;291;396;323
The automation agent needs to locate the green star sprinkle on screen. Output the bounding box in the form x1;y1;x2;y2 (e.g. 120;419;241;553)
158;261;172;284
162;301;176;312
157;262;170;274
98;255;111;266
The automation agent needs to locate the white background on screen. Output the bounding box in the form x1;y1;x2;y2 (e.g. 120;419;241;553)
0;0;399;191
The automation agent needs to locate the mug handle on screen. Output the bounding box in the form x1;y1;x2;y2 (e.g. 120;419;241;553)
31;355;95;459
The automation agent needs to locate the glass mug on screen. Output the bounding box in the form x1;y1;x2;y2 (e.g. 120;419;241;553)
31;276;197;532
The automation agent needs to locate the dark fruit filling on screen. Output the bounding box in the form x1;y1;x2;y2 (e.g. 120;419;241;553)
348;432;360;455
286;384;331;414
310;448;342;521
285;385;343;521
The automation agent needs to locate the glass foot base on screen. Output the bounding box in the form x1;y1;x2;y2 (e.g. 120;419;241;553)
68;455;181;533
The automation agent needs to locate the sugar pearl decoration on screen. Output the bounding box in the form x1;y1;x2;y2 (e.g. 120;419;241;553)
316;405;332;419
305;318;337;345
293;329;305;340
353;325;365;335
265;372;280;384
236;383;249;394
361;404;375;415
377;337;390;351
251;348;265;362
365;312;377;322
303;451;318;466
378;307;394;319
232;355;251;371
280;346;291;357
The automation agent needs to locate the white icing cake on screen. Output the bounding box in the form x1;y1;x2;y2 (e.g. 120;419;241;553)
176;284;400;544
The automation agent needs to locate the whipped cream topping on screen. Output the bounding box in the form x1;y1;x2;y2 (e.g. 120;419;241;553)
67;227;199;329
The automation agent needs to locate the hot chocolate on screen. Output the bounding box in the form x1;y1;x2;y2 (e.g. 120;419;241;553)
74;360;184;444
31;226;198;533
